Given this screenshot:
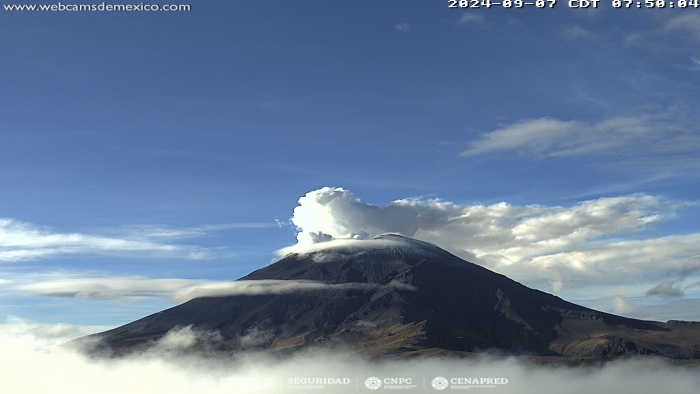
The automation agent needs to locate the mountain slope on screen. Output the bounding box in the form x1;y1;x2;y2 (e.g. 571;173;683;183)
87;234;700;359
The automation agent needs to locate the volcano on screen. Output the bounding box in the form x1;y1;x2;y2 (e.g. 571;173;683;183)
87;234;700;359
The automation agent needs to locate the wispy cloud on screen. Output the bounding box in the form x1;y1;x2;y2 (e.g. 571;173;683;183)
462;115;699;159
456;14;485;25
564;25;592;40
394;23;410;32
678;57;700;72
665;14;700;41
110;223;275;239
615;13;700;55
0;219;274;262
15;275;415;302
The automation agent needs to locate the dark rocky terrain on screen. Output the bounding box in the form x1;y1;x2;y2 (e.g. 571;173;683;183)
85;234;700;359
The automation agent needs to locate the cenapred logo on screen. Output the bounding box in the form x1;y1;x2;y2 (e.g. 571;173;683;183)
431;376;449;390
365;376;382;390
431;376;509;390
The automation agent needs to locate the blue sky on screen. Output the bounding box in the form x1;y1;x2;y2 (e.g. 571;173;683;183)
1;2;700;326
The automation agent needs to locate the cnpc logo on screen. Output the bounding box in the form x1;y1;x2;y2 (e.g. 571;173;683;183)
364;376;414;390
365;377;382;390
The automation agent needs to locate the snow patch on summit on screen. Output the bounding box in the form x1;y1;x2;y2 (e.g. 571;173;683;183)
277;233;445;260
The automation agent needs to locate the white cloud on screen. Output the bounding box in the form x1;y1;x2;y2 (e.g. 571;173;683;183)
564;25;591;39
154;324;226;351
394;23;410;32
462;115;700;160
456;14;485;25
2;321;700;394
525;234;700;286
0;219;272;262
16;275;415;303
284;188;700;297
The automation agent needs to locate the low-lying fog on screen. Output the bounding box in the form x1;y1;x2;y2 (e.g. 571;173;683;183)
2;321;699;394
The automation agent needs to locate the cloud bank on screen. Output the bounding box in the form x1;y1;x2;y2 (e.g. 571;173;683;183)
2;320;700;394
283;187;700;317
